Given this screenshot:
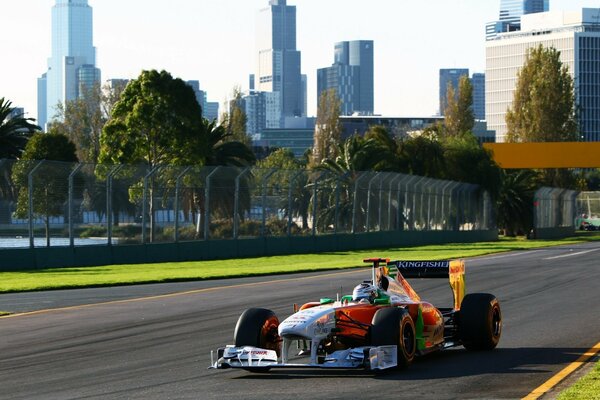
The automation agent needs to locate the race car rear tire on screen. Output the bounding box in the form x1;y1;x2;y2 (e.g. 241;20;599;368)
371;307;416;368
459;293;502;351
233;308;280;373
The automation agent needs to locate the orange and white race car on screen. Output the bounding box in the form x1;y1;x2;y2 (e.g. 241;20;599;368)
210;258;502;372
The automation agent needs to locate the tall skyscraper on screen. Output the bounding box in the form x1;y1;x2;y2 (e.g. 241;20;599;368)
256;0;304;126
486;8;600;142
38;0;100;128
487;0;549;40
471;73;486;121
439;68;469;116
317;40;374;116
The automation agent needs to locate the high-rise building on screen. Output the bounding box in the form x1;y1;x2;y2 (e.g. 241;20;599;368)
486;8;600;142
256;0;304;126
471;73;486;121
317;40;374;116
439;68;469;116
487;0;549;40
38;0;100;128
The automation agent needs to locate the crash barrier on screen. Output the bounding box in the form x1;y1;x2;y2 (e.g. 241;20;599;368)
0;160;495;269
533;187;578;239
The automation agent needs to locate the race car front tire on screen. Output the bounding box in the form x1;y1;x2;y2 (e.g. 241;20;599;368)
233;307;281;372
370;307;416;368
459;293;502;351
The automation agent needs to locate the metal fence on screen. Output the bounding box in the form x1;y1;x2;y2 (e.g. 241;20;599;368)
575;191;600;229
0;159;494;249
534;187;579;230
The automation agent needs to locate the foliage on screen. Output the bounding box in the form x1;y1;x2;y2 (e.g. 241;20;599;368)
0;97;40;159
313;88;342;166
506;45;578;143
496;169;540;236
443;135;502;198
443;75;475;137
50;82;126;164
398;135;445;178
11;133;79;245
98;70;204;167
220;86;252;146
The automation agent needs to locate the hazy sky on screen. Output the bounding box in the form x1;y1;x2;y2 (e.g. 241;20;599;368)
2;0;599;122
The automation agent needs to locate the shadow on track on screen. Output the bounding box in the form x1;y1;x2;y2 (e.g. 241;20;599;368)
228;347;587;381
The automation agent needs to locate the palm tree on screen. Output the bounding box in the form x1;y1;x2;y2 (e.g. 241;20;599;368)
315;135;383;233
183;118;256;238
496;169;539;236
0;98;40;159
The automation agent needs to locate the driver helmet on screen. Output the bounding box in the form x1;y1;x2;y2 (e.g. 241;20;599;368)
352;282;377;302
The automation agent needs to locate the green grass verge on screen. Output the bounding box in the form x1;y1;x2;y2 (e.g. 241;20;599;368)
557;361;600;400
1;234;599;293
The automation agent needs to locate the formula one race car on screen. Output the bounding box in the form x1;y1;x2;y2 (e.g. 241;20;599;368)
209;258;502;372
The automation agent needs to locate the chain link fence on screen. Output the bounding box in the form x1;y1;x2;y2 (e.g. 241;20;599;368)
534;187;579;235
0;160;494;249
575;191;600;230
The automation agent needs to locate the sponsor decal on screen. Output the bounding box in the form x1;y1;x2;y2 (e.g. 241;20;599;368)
395;261;449;268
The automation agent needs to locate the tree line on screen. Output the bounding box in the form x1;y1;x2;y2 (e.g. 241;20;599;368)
0;45;597;238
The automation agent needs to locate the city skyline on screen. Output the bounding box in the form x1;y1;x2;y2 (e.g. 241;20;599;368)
1;0;597;124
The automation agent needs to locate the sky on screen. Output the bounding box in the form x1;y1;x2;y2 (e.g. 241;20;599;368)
2;0;600;122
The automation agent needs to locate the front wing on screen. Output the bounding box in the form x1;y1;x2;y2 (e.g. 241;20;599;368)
209;345;398;371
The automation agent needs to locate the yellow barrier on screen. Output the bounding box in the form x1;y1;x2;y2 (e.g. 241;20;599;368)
483;142;600;169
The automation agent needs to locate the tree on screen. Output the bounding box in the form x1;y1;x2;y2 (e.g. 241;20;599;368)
312;89;342;166
398;135;445;178
99;70;204;167
221;86;251;146
443;135;502;199
98;70;204;241
12;133;78;246
444;75;475;137
50;82;126;164
0;97;40;159
316;134;382;232
257;148;310;231
496;169;540;236
506;45;578;143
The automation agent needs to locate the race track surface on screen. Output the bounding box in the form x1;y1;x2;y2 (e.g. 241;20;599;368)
1;243;600;399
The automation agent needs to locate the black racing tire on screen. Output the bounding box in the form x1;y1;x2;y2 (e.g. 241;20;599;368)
233;308;280;373
370;307;416;368
459;293;502;351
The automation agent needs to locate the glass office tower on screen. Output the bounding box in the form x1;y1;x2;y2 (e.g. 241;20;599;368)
38;0;100;127
487;0;549;40
256;0;303;125
439;69;469;116
318;40;374;115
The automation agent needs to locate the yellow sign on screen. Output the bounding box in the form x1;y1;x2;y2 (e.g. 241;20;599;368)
483;142;600;169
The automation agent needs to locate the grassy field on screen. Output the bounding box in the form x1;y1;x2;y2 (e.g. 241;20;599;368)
1;233;599;293
557;361;600;400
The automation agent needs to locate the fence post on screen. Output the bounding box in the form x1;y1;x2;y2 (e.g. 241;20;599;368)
260;169;277;237
233;167;250;239
311;172;325;236
68;163;83;247
352;173;369;234
204;167;221;241
287;170;303;237
142;166;160;244
365;173;381;233
387;174;401;231
106;165;123;246
174;166;191;242
27;161;44;248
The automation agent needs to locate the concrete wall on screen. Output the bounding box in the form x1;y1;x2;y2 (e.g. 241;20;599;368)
0;230;498;271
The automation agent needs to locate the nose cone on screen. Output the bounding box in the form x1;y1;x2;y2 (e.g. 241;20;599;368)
278;306;335;339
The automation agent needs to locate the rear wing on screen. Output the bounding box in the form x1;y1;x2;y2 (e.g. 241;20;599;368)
363;258;466;310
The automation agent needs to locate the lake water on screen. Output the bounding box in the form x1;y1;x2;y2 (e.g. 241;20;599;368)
0;237;115;249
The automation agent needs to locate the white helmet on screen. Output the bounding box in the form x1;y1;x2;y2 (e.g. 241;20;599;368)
352;282;377;302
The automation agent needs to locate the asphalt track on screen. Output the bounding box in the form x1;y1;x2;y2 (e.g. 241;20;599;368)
1;243;600;400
